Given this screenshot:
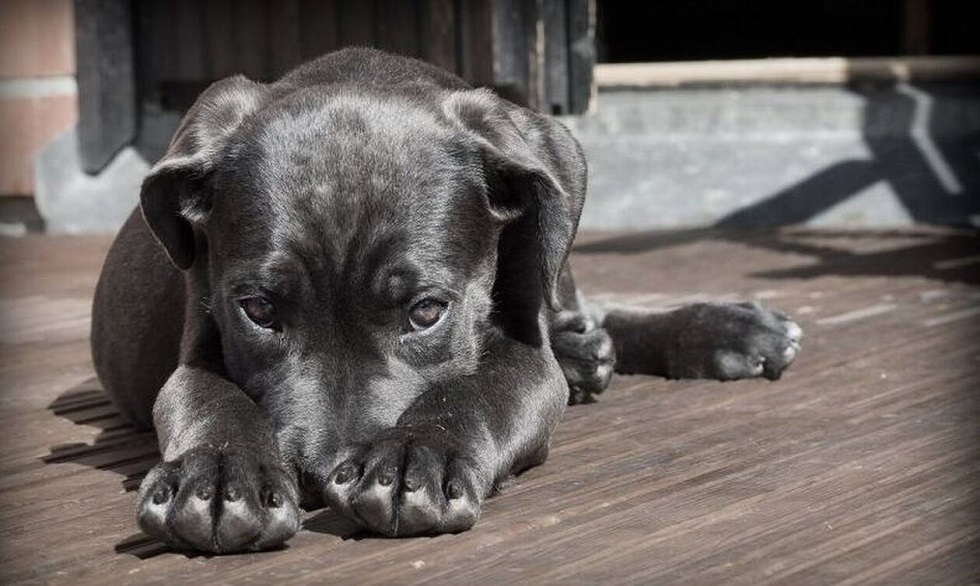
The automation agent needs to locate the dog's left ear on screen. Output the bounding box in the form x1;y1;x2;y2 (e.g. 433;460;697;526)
444;89;586;312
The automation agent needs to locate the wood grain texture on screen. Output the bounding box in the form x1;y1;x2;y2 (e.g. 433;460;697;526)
0;228;977;584
420;0;457;74
300;0;339;61
134;0;595;115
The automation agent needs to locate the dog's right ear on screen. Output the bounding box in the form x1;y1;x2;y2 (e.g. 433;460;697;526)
140;76;267;270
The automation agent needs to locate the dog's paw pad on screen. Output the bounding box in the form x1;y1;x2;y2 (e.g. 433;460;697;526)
136;447;299;553
550;311;616;404
670;302;803;381
323;431;483;536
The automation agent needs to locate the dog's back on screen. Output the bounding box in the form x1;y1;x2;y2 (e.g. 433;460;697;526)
279;47;471;92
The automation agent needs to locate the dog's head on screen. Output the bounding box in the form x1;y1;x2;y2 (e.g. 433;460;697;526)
139;74;584;487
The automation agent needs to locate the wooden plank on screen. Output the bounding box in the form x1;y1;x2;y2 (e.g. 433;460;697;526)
74;0;136;173
567;0;595;114
172;0;205;81
1;228;978;583
269;0;303;76
300;0;339;60
233;0;271;80
337;0;375;48
492;0;537;108
136;1;166;103
419;0;457;73
542;0;569;115
375;0;419;57
458;0;495;86
202;0;238;79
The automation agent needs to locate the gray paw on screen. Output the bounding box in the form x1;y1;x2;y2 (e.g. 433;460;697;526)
323;428;482;536
137;447;300;553
668;302;802;381
550;310;616;404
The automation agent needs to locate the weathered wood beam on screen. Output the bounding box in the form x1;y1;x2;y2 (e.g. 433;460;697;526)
75;0;137;174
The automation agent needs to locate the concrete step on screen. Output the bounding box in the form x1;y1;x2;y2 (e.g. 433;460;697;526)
34;83;980;233
563;82;980;229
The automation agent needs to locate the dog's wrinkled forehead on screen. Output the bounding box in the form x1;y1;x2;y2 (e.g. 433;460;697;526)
208;91;494;285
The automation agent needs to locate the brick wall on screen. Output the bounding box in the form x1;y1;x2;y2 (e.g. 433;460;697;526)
0;0;77;197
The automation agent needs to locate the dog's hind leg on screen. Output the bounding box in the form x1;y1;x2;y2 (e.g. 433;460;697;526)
551;263;803;395
91;209;185;429
595;300;803;382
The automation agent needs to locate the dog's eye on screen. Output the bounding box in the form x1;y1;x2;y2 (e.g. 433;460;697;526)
240;296;277;329
408;298;447;331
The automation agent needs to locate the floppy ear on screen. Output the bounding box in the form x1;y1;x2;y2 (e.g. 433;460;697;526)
140;76;267;269
444;89;587;314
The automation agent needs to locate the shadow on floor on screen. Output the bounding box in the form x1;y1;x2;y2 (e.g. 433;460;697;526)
303;508;367;539
42;377;159;492
715;82;980;229
575;82;980;284
574;229;980;286
42;377;360;557
42;377;173;557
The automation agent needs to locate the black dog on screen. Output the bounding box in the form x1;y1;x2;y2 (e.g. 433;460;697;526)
91;48;801;553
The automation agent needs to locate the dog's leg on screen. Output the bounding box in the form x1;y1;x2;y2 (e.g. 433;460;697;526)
321;337;567;537
548;264;616;404
93;212;300;552
597;301;803;381
91;209;185;429
136;366;301;552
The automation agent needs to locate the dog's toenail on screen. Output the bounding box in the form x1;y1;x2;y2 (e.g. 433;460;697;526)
267;491;284;507
334;464;354;484
196;485;214;500
378;468;396;486
446;480;464;500
403;477;420;492
224;486;239;501
152;487;171;504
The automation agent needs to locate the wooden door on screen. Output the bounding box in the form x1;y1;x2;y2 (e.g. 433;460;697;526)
75;0;596;171
132;0;595;114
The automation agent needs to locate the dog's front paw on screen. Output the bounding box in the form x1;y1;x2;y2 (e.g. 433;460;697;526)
669;301;802;381
323;428;483;536
550;310;616;404
137;446;299;553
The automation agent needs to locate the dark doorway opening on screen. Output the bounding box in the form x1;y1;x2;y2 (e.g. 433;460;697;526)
597;0;980;63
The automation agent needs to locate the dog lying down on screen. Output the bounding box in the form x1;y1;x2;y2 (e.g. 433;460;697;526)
91;48;802;553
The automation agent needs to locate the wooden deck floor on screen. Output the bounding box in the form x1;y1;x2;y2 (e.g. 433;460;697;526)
1;228;978;584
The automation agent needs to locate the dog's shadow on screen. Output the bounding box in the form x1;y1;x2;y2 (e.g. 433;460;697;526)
44;377;364;558
43;377;159;491
42;377;173;557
